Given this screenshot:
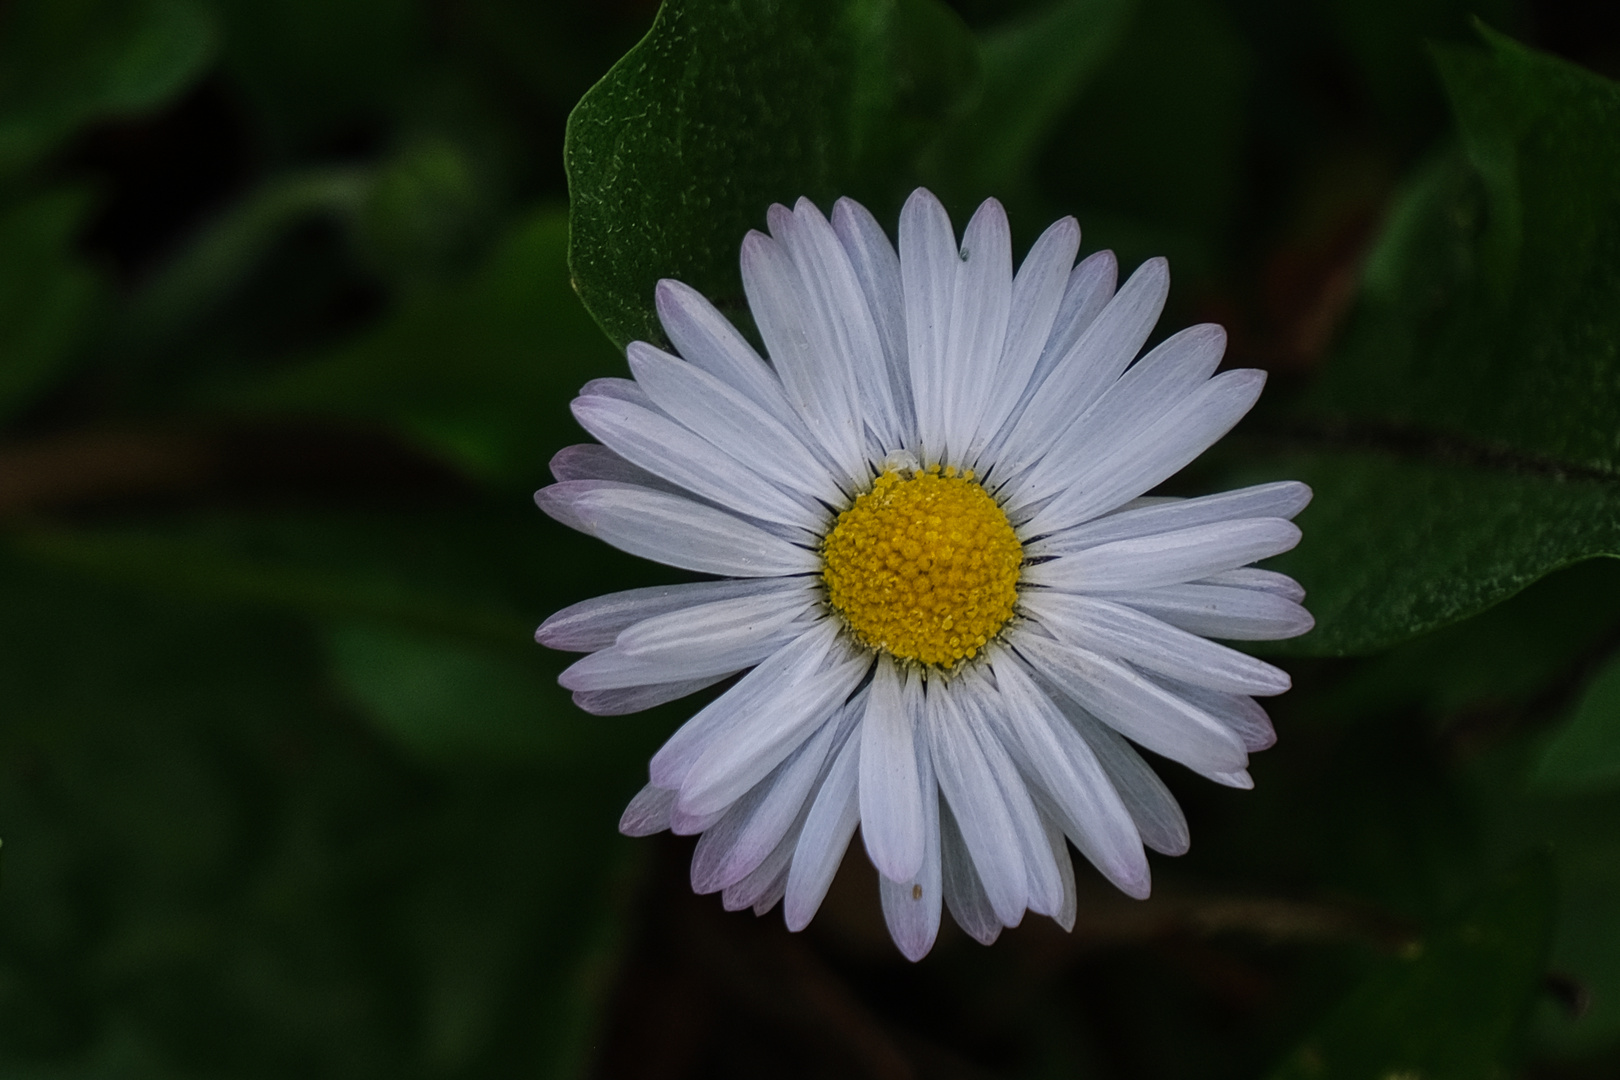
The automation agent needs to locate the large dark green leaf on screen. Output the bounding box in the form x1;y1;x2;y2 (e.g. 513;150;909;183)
564;0;978;349
1266;450;1620;656
1267;858;1556;1080
1312;556;1620;725
1266;31;1620;655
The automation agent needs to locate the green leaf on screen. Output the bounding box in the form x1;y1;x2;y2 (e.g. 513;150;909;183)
920;0;1135;210
565;0;979;349
216;207;623;485
1308;32;1620;473
1268;31;1620;654
1310;557;1620;722
1533;650;1620;793
1265;451;1620;656
0;0;215;178
0;191;104;421
1267;857;1557;1080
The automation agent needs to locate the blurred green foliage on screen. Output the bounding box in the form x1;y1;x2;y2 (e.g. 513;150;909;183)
3;0;1620;1076
1268;857;1556;1080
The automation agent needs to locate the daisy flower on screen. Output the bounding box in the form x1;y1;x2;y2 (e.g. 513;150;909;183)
537;188;1312;960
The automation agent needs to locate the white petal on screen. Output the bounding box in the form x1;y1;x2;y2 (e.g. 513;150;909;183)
1005;324;1227;511
778;198;904;453
1023;592;1292;696
1024;250;1119;396
741;228;866;481
1042;811;1079;932
670;802;728;837
964;689;1065;918
940;800;1002;945
655;279;792;421
859;659;926;882
878;728;942;961
1027;481;1312;558
941;198;1012;457
559;599;812;690
619;784;676;837
627;341;845;503
615;585;817;659
1046;694;1190;856
1015;632;1248;774
1148;673;1277;752
978;250;1119;469
966;215;1079;465
560;638;780;693
571;394;819;530
648;621;842;790
539;578;809;652
1197;567;1307;601
692;731;817;894
899;188;959;463
572;676;730;716
1024;518;1303;593
536;481;821;578
784;721;864;931
926;684;1029;926
549;443;674;491
753;872;791;915
990;257;1168;483
580;376;660;410
719;700;864;914
547;448;810;546
832;196;917;450
982;657;1150;898
723;845;792;912
1023;369;1268;536
677;637;869;818
1105;583;1315;641
693;697;859;893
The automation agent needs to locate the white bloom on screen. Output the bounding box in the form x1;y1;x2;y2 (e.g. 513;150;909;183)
537;189;1312;960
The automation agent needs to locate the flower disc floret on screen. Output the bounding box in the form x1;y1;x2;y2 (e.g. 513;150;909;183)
822;466;1022;667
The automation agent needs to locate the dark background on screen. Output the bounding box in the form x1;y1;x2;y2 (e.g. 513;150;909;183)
2;0;1619;1077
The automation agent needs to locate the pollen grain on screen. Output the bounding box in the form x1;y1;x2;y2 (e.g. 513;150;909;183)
822;467;1022;668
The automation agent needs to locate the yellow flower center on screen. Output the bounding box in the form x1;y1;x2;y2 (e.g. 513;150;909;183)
822;466;1022;668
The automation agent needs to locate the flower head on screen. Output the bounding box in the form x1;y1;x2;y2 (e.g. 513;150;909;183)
537;189;1312;960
